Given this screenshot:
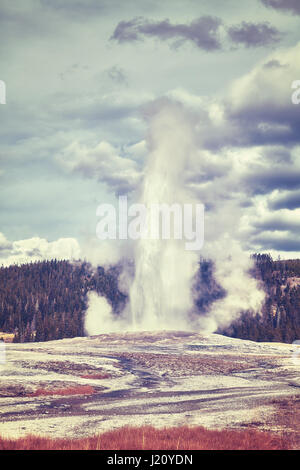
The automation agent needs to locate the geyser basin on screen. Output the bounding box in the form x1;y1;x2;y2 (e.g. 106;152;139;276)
1;331;299;440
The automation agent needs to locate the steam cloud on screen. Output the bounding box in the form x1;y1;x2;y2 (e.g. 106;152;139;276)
84;292;127;334
84;100;265;335
198;237;265;332
128;102;199;330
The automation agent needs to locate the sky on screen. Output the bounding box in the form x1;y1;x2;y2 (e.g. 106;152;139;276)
0;0;300;265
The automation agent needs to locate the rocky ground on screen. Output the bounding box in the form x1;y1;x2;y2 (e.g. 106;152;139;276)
0;331;299;446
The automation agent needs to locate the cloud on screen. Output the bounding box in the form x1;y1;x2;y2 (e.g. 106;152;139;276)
106;66;128;85
180;135;300;256
0;233;81;266
251;231;300;252
0;1;50;40
164;44;300;150
111;16;223;51
80;237;130;267
254;211;300;232
227;43;300;146
239;189;300;254
268;189;300;210
40;0;115;18
263;59;287;69
244;167;300;194
227;21;282;48
0;232;132;269
0;233;13;252
1;2;299;263
56;140;143;194
261;0;300;15
111;16;283;52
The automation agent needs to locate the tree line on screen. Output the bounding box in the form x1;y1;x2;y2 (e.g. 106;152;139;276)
219;254;300;343
0;254;299;343
0;260;126;342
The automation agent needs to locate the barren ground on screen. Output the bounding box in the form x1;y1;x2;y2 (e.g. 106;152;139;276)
0;331;299;447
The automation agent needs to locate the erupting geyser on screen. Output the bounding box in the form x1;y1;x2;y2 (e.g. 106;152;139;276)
84;99;265;335
129;102;200;330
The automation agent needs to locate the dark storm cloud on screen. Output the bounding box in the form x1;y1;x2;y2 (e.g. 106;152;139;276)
261;0;300;15
255;216;300;232
230;101;296;126
111;16;223;51
227;21;282;48
227;106;300;147
201;115;296;150
269;190;300;210
244;167;300;195
251;235;300;252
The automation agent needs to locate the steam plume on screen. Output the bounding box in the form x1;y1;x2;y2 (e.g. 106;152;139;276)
198;237;265;332
84;99;265;335
129;102;199;330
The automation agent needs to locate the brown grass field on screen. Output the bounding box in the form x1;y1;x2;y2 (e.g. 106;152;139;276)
0;426;290;450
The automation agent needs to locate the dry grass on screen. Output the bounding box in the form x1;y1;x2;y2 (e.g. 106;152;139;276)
28;385;95;397
269;396;300;449
0;332;14;343
0;425;290;450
